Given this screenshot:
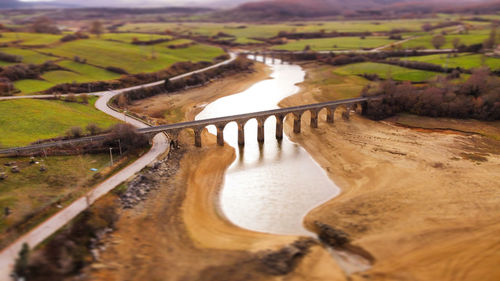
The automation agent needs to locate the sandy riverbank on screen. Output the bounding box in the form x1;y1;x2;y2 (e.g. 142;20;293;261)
279;63;500;281
91;62;346;281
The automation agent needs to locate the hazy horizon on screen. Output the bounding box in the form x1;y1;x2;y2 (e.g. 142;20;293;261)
18;0;252;8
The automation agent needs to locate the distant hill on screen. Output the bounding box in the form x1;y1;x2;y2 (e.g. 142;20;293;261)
0;0;80;9
0;0;24;9
213;0;500;21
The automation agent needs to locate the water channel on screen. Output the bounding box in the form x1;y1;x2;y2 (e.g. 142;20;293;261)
195;56;340;236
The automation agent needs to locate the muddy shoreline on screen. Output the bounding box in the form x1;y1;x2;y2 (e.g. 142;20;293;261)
89;62;346;281
279;62;500;281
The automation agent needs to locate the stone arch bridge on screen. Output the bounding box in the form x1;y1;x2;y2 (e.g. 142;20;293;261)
138;97;369;147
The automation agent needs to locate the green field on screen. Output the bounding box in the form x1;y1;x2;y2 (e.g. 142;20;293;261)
58;60;121;80
13;79;54;94
335;62;441;82
101;32;171;43
118;19;441;43
0;47;55;64
0;32;63;46
39;39;225;73
400;29;490;49
0;97;118;147
11;61;121;94
405;53;500;70
0;154;111;239
305;64;370;101
272;36;396;51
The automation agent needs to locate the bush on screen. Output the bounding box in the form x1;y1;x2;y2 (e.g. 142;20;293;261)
67;126;83;138
106;124;149;151
325;54;366;66
105;66;128;75
362;70;500;121
80;94;89;104
32;17;60;34
86;123;101;135
64;94;77;102
0;51;22;63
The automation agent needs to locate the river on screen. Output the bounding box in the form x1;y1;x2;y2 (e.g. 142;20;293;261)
195;56;340;236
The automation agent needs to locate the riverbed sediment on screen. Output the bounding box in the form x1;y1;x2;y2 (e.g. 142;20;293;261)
280;62;500;281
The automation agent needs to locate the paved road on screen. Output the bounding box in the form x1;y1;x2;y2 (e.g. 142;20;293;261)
0;53;237;279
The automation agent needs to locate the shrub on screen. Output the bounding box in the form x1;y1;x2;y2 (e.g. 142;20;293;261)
65;94;77;103
67;126;83;138
32;17;60;34
106;124;149;151
105;66;128;75
0;51;22;63
80;94;89;104
86;123;101;135
362;70;500;121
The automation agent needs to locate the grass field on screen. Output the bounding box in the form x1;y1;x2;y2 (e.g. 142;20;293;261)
12;61;121;95
58;60;121;80
335;62;441;82
118;19;441;43
303;63;370;101
101;33;171;43
38;39;225;73
0;149;143;249
0;97;118;147
0;32;63;46
405;53;500;70
13;79;54;94
0;47;55;64
0;154;111;237
400;29;490;49
272;36;396;51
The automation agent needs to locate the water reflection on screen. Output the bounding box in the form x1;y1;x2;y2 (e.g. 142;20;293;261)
195;57;339;236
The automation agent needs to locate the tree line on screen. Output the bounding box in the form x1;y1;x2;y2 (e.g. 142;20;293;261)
362;68;500;121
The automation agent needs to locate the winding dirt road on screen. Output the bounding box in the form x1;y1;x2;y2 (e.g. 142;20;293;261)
0;54;236;279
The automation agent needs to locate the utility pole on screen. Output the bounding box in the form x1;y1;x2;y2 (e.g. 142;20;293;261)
109;147;113;166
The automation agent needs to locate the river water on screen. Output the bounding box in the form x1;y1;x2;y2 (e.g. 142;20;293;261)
195;57;340;236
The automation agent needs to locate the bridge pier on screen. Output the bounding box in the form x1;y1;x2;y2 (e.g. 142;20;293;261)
326;107;336;123
262;53;266;63
169;130;180;149
237;122;245;146
271;53;275;64
342;105;351;121
275;115;284;140
360;102;367;115
310;110;319;128
216;125;225;146
293;113;303;134
194;128;202;147
257;118;265;143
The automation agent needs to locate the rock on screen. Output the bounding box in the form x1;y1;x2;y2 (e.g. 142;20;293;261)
315;222;350;247
0;173;6;180
259;238;316;275
11;166;20;173
29;157;36;164
4;162;15;167
39;165;47;172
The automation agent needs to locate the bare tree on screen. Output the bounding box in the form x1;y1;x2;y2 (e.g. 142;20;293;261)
452;38;461;50
89;21;104;38
431;35;446;49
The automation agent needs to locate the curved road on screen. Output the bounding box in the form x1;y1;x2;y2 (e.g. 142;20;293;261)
0;53;237;279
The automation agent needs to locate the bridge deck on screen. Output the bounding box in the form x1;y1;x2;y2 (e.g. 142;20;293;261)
139;97;368;134
0;97;369;154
